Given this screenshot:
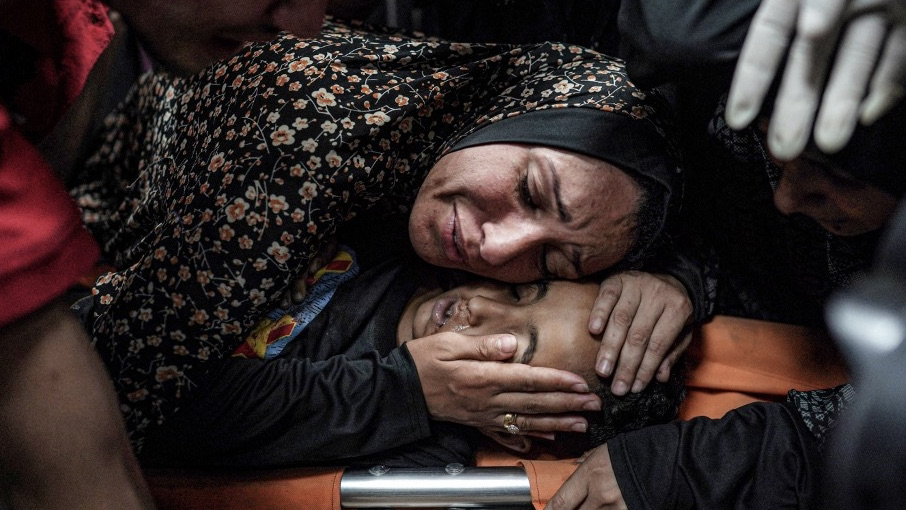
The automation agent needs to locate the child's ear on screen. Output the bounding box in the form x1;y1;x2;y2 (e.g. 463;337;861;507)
479;427;533;453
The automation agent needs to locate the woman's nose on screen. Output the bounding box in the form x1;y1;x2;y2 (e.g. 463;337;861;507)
773;171;826;217
480;219;545;266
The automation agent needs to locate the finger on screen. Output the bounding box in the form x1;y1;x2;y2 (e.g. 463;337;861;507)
800;0;850;37
446;336;592;391
588;275;623;335
453;333;519;362
629;307;688;393
609;299;657;396
726;0;800;130
489;362;593;395
290;274;308;303
459;336;587;391
815;12;887;153
309;236;338;273
503;413;592;435
656;329;693;383
861;24;906;124
767;14;838;161
596;278;640;378
545;474;590;510
493;390;602;418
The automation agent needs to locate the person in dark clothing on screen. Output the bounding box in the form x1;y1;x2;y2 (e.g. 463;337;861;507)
545;2;905;509
122;218;686;469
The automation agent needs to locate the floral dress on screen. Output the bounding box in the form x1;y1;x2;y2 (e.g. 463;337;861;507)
73;20;677;451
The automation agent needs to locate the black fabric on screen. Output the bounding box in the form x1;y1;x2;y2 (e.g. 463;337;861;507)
617;0;759;92
609;401;820;510
829;100;906;198
416;0;623;57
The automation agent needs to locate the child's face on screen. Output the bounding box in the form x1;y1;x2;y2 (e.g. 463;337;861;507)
398;279;602;385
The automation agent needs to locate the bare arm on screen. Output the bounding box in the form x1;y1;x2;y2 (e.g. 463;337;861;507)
0;301;155;510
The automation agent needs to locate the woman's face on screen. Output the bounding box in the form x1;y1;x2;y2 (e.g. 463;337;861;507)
398;280;602;385
408;144;642;283
772;152;898;236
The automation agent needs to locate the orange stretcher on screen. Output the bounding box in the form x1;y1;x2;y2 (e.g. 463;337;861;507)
145;315;851;509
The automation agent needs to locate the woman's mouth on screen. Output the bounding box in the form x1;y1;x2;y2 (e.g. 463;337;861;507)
442;205;465;264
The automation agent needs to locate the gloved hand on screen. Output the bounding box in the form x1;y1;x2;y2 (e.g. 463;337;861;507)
726;0;906;161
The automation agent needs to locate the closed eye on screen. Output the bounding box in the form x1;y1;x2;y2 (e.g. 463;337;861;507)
508;282;547;303
519;173;538;209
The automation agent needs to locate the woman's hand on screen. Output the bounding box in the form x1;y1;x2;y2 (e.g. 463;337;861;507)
405;332;602;437
279;236;338;308
587;271;693;396
544;445;626;510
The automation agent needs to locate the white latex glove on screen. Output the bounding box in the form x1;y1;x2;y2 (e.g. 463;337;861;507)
726;0;906;161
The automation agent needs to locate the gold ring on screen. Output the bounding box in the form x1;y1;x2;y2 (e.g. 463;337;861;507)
503;413;520;435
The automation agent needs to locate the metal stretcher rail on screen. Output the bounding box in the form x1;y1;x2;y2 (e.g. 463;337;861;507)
340;465;533;508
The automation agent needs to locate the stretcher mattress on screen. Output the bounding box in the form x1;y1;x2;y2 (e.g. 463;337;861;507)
145;315;850;509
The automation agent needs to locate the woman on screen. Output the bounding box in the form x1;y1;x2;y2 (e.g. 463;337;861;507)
74;20;698;452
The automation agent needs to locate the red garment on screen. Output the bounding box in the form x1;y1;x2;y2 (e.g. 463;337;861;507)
0;0;112;326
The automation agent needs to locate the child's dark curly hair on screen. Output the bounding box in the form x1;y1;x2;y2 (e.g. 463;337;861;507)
552;355;688;457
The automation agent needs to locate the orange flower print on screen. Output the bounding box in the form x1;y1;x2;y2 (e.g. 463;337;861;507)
326;150;342;168
127;389;149;402
271;125;296;146
289;57;312;72
554;80;574;94
267;241;291;264
302;138;318;152
155;365;181;383
218;224;235;241
189;309;210;325
365;111;391;126
226;198;249;222
208;152;225;171
268;195;289;213
312;88;337;106
321;120;338;134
